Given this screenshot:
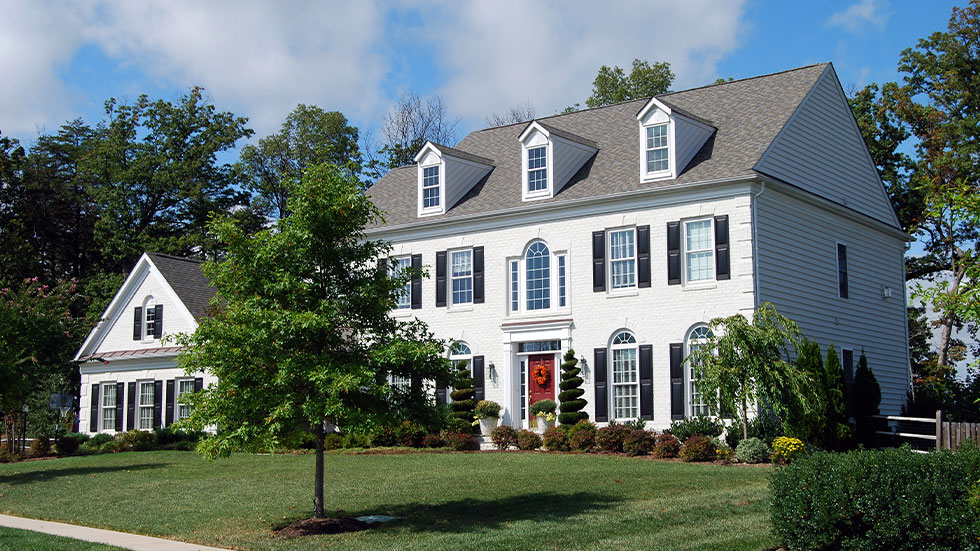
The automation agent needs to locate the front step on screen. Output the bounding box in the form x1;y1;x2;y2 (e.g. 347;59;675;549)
475;436;497;451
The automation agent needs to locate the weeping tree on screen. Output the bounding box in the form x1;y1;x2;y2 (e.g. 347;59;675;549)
449;359;475;428
688;303;820;440
558;348;588;425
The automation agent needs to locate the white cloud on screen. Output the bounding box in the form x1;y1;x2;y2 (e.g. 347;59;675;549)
827;0;890;33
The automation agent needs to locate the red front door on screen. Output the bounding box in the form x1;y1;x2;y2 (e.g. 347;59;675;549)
528;354;555;406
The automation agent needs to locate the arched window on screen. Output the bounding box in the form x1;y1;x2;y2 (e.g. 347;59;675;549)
449;341;472;371
525;242;551;310
610;330;638;420
142;296;156;340
687;325;713;417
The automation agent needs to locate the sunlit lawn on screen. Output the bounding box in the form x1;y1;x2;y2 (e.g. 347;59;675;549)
0;526;125;551
0;450;775;550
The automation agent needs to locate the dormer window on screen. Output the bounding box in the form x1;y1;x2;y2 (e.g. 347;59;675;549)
646;124;669;173
423;166;440;209
637;97;715;182
518;121;597;202
414;141;493;217
527;146;548;193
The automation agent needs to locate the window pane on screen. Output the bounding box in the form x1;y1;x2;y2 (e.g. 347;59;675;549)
451;251;473;305
422;166;440;208
177;380;195;420
393;257;412;309
510;260;519;311
685;220;714;281
613;348;637;384
646;124;669;173
558;255;566;307
610;230;636;289
101;384;116;431
687;251;713;281
614;385;638;420
525;242;550;310
102;384;115;408
527;146;548;192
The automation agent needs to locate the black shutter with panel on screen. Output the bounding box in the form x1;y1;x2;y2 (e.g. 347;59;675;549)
473;246;485;303
670;343;684;420
194;378;203;393
154;305;163;338
637;225;651;288
410;254;422;309
165;379;175;426
153;380;163;429
435;251;447;307
592;231;605;292
435;380;447;405
639;344;653;420
838;244;849;299
114;382;124;432
843;349;854;386
714;215;730;280
133;307;143;340
127;382;137;431
90;384;99;432
667;222;681;285
594;348;608;422
473;356;485;402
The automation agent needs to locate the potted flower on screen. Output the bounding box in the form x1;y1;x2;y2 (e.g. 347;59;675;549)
474;400;502;436
529;399;557;434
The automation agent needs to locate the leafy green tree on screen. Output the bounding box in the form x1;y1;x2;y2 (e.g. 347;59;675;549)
0;131;29;285
823;344;853;450
239;105;361;219
176;163;450;518
558;348;587;426
585;59;675;108
689;303;817;440
783;339;826;444
852;351;882;446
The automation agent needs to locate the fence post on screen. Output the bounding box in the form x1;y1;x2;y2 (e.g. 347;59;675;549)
936;410;943;451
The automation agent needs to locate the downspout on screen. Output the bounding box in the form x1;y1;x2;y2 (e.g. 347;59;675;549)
903;241;913;403
751;180;767;308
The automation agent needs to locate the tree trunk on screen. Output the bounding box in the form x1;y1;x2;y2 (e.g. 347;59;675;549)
741;396;749;441
937;264;965;368
313;420;325;519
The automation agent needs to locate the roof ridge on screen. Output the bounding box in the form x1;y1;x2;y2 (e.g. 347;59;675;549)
147;252;205;264
659;62;830;98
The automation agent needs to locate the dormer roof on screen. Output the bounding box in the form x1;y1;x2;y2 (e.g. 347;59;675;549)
414;142;495;167
518;121;598;150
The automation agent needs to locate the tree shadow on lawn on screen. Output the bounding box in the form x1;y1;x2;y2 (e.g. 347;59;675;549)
0;463;170;485
334;491;623;534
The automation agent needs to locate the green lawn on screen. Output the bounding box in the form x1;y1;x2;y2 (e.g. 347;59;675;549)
0;451;775;550
0;526;126;551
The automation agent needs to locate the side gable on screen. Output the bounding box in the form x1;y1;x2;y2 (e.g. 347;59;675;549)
754;64;901;228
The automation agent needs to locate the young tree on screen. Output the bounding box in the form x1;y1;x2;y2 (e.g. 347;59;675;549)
176;162;450;519
852;351;882;446
558;348;587;426
585;59;675;108
783;339;827;444
823;344;853;450
688;303;817;440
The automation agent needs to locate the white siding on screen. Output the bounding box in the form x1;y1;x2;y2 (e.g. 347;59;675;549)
94;270;197;355
755;66;900;228
673;116;713;176
551;136;595;195
755;188;910;414
444;155;492;209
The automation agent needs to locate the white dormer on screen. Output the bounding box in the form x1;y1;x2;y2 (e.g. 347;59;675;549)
636;98;715;182
518;121;597;202
414;142;494;217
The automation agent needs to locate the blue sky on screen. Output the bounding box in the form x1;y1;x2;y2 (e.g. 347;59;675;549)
0;0;962;147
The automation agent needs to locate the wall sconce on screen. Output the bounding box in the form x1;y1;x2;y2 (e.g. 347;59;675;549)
579;355;589;382
487;361;497;381
881;286;892;299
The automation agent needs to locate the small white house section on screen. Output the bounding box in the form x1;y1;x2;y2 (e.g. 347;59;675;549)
518;121;597;201
415;142;494;217
636;97;715;182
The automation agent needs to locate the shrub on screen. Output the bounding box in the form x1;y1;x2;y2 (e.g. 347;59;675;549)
474;400;501;419
444;432;478;451
66;432;90;444
87;433;113;448
491;425;518;450
542;427;569;451
771;436;806;464
852;351;881;447
0;448;21;463
444;416;472;434
421;433;445;448
566;419;597;439
735;437;770;464
28;437;51;458
622;419;647;431
516;429;542;451
369;426;398;447
340;433;370;449
770;446;980;551
666;416;723;442
529;399;557;416
54;435;80;456
596;423;630;452
323;433;343;450
713;438;734;462
395;421;426;448
726;412;782;449
117;430;156;452
623;430;656;457
449;359;476;428
652;433;681;458
558;349;588;425
569;430;596;452
679;435;717;462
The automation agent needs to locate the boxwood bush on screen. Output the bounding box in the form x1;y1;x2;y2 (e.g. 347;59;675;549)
735;437;770;464
596;423;630;452
516;429;542;451
623;430;656;457
770;445;980;551
542;426;570;451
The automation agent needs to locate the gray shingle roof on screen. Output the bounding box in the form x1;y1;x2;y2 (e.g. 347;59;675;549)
367;63;829;229
429;143;495;166
147;253;215;320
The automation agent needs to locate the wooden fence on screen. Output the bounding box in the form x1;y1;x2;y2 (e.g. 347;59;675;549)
873;410;979;451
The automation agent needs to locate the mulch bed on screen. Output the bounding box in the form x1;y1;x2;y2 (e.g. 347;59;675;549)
275;517;372;537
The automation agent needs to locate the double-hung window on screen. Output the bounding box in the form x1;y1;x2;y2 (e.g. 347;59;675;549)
451;250;473;305
685;219;714;282
527;146;547;193
144;305;157;339
392;257;412;310
646;123;669;173
422;166;440;209
138;381;154;430
176;379;195;421
611;331;639;420
687;326;713;417
101;383;116;431
609;229;636;289
390;374;411;394
837;243;848;299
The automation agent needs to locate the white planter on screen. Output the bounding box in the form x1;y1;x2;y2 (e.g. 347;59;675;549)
535;414;555;434
479;416;499;436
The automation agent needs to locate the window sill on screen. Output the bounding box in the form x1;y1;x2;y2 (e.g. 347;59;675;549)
606;288;639;298
507;309;571;320
640;171;673;183
391;309;414;317
522;191;551;202
682;282;718;291
448;304;474;313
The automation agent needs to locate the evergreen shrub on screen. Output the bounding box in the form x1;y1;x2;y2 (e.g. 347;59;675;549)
421;433;445;448
116;430;155;452
557;349;588;425
596;423;629;452
569;430;596;452
735;437;770;464
28;437;51;458
449;359;477;429
491;425;518;450
623;430;656;456
542;426;569;451
516;429;542;451
444;432;478;451
652;433;681;458
679;435;716;462
666;416;722;442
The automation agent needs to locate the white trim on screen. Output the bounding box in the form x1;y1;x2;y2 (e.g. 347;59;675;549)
682;217;716;284
609;330;639;422
607;226;637;291
448;247;474;308
636;97;673;121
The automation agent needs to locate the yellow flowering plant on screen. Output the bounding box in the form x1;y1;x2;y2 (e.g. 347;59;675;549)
771;436;806;463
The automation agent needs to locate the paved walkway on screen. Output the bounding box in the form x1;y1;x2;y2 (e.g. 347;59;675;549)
0;514;230;551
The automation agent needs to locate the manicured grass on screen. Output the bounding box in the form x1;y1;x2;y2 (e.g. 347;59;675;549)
0;526;126;551
0;451;775;550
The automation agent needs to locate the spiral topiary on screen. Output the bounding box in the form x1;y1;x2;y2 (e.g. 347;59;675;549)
558;348;588;426
449;359;476;430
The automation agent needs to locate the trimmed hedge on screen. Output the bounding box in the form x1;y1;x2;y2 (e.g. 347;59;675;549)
542;427;570;451
652;433;681;458
770;445;980;551
516;429;542;451
557;349;588;425
623;430;656;457
679;435;716;462
596;424;630;452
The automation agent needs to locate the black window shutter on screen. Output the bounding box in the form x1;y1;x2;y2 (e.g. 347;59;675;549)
194;377;203;393
838;244;849;298
637;225;651;288
473;247;485;304
153;380;163;429
667;222;681;285
473;356;485;401
714;215;730;280
127;382;137;431
843;349;854;386
639;344;653;419
114;382;124;432
90;384;99;432
594;348;608;422
154;305;163;338
435;251;447;307
592;231;605;292
165;379;175;426
410;254;422;309
133;307;143;340
670;343;684;420
435;380;447;405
